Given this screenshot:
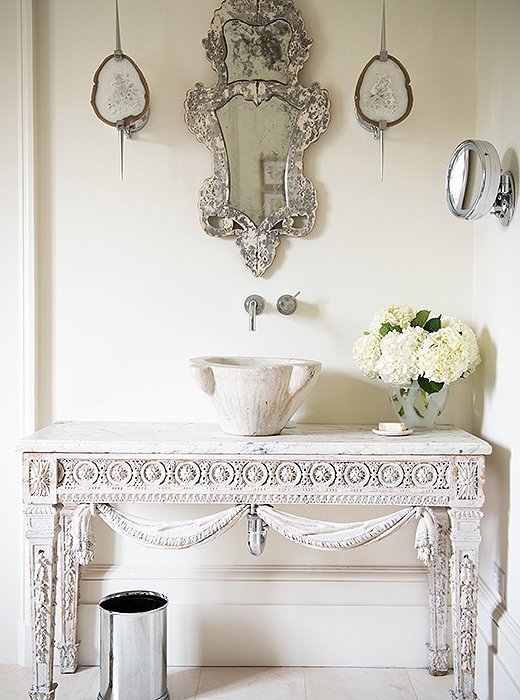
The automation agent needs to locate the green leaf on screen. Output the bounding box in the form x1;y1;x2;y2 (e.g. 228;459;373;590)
410;309;430;328
379;323;401;337
424;315;442;333
418;376;445;394
414;406;425;418
398;406;405;418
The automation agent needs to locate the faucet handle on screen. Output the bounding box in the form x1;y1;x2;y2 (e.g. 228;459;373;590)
244;295;265;332
276;291;300;316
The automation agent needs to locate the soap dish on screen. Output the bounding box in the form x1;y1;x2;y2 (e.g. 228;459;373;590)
372;428;414;437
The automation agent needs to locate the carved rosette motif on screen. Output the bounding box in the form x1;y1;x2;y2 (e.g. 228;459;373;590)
28;459;53;498
412;463;438;488
379;463;404;488
107;460;132;486
309;462;335;487
456;460;480;501
141;460;167;485
243;461;269;487
57;457;452;505
209;461;235;485
174;461;201;486
344;462;371;487
276;461;303;486
73;460;99;486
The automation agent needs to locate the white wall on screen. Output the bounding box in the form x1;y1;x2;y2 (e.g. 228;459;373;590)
0;0;25;664
473;1;520;698
1;0;488;669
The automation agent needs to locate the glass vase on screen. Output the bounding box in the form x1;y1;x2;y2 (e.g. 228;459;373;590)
387;379;449;430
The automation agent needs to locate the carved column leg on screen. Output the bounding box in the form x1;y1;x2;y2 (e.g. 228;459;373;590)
57;506;81;673
449;507;482;700
427;507;451;675
25;504;62;700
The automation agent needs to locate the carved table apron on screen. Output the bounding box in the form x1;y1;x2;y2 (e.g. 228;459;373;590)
18;422;491;700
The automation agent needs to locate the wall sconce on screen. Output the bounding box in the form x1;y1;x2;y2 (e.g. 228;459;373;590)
354;0;413;181
90;0;150;181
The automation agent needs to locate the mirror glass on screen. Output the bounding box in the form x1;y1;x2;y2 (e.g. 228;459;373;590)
446;140;498;220
446;139;515;226
224;19;292;83
217;96;298;225
464;149;485;210
185;0;330;276
447;149;468;211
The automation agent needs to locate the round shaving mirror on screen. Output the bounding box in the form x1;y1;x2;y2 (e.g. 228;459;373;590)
446;140;515;226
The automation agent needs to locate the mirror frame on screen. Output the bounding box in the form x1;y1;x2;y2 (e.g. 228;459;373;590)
446;139;515;227
185;0;330;277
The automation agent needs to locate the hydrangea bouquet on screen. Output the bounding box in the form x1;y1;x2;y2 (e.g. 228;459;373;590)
353;305;480;427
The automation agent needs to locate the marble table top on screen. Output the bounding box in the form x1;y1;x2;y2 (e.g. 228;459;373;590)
17;422;492;456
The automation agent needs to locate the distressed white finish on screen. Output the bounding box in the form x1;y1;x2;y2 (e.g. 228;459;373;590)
184;0;330;276
190;357;321;436
17;422;491;456
70;502;431;558
19;422;490;700
57;507;81;674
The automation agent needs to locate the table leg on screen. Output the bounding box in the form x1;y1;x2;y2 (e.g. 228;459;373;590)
427;508;450;675
57;506;81;673
25;504;61;700
449;507;482;700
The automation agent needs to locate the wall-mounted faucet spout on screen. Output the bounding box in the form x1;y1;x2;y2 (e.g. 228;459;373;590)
244;295;265;332
247;506;269;555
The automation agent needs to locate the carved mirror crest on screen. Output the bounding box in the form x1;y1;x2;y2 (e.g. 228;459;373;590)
185;0;330;276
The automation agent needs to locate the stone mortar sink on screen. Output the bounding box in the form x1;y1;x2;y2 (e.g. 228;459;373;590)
190;356;321;436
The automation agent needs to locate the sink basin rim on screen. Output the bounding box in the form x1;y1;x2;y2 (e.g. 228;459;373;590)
190;356;321;370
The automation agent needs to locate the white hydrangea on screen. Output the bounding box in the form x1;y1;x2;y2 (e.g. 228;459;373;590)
353;306;481;389
352;331;381;379
374;327;428;385
418;324;481;384
462;324;481;374
370;305;415;331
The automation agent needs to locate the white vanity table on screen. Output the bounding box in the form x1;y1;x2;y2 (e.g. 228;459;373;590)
19;422;491;700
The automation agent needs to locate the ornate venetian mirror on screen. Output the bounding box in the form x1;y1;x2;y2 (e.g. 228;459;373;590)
185;0;330;277
446;140;515;227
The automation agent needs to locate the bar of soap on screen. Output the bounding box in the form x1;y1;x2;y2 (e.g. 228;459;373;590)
378;422;406;433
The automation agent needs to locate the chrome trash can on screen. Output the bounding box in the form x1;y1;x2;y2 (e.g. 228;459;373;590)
98;590;169;700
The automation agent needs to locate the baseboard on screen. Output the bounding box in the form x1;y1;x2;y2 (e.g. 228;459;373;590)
76;564;432;667
476;578;520;699
81;563;427;583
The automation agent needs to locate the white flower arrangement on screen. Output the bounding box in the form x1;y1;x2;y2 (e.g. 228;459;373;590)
353;305;480;394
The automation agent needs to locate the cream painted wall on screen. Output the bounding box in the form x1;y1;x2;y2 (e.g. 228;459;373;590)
0;0;24;664
0;0;488;669
29;0;479;667
473;1;520;697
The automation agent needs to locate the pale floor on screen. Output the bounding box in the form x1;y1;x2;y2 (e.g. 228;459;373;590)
0;665;455;700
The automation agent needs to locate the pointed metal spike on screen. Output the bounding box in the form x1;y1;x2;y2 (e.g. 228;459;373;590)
380;0;388;61
115;0;123;60
118;127;124;182
380;126;385;182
